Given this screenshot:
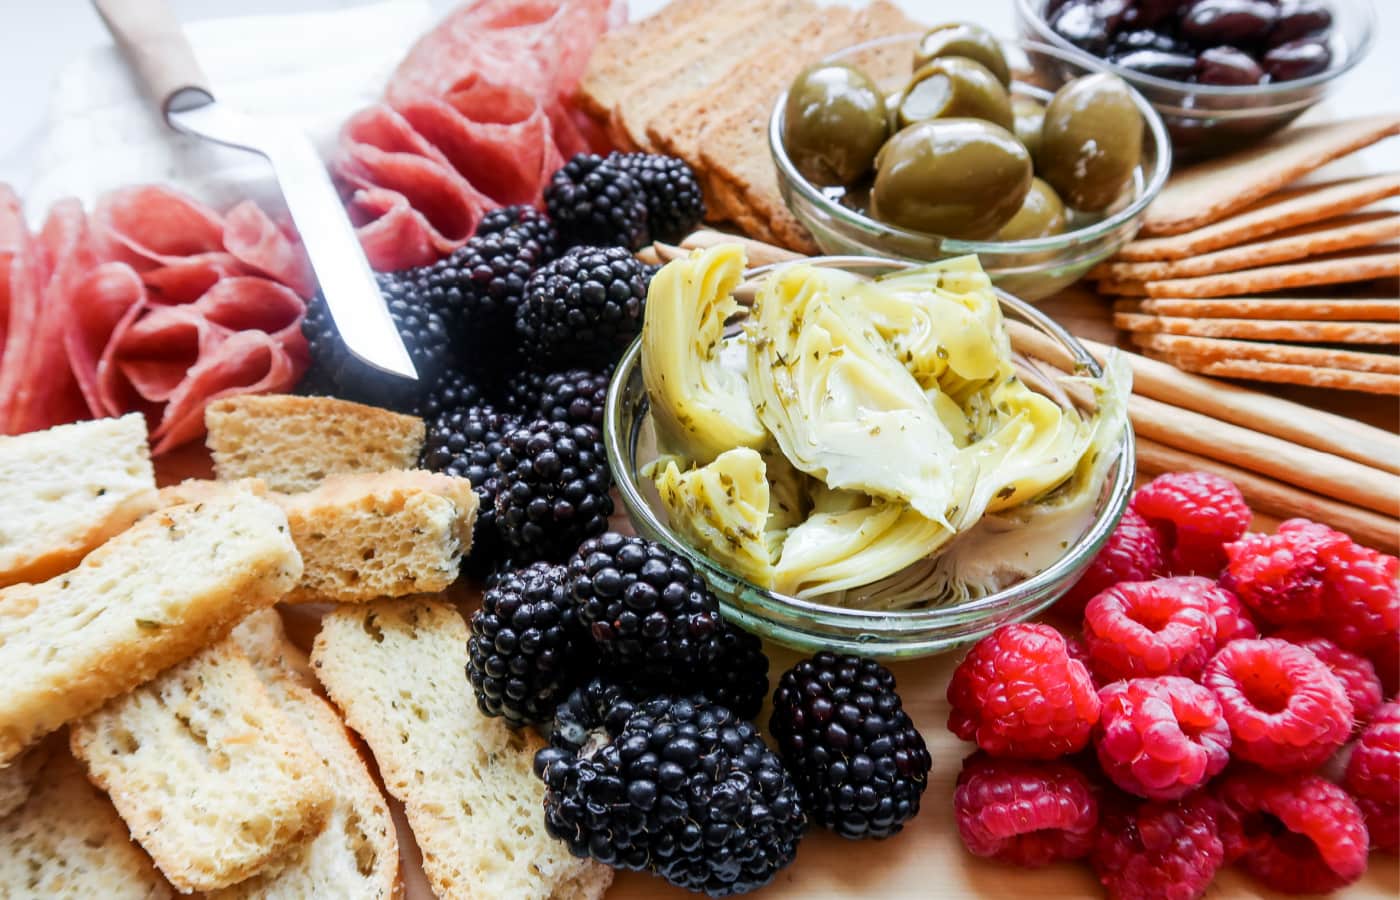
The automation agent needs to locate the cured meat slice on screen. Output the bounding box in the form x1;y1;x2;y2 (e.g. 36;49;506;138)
223;201;316;299
347;187;449;272
0;185;41;432
92;185;227;270
140;253;245;305
65;262;147;418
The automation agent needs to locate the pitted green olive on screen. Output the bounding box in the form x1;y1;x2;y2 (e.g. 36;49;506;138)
870;118;1032;240
1011;96;1046;163
995;178;1067;240
913;22;1012;87
1037;73;1144;212
895;58;1013;131
784;63;889;186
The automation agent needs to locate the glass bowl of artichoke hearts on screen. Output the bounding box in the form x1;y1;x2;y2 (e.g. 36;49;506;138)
605;247;1135;659
769;30;1171;301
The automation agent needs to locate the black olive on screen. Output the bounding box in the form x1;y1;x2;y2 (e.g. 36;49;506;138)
1268;0;1333;47
1263;38;1332;81
1180;0;1278;47
1113;48;1200;80
1195;45;1265;84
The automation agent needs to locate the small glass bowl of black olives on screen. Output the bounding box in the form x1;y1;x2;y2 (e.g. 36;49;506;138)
1016;0;1377;159
769;32;1170;301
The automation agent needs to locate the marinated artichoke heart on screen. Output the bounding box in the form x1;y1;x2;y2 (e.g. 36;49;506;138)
746;264;960;524
655;447;779;586
642;244;766;464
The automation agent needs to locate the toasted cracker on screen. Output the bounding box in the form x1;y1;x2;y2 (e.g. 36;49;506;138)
1118;174;1400;261
1141;114;1400;236
1132;332;1400;374
1140;350;1400;395
1120;296;1400;322
1115;310;1399;344
1100;245;1400;298
577;0;723;120
1095;212;1400;281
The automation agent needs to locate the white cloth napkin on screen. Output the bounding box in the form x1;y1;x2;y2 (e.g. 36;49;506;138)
23;0;433;223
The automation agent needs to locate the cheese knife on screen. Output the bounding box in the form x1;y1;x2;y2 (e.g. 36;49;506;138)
92;0;417;381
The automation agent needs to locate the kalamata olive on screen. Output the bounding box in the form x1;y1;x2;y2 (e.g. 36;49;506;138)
1180;0;1278;46
995;177;1068;240
1268;0;1333;47
1263;38;1332;80
1122;0;1191;29
914;22;1012;87
1050;0;1128;55
1012;96;1047;160
784;63;889;186
1113;49;1200;80
870;118;1032;239
1110;28;1185;54
896;58;1014;130
1195;45;1265;84
1038;73;1144;211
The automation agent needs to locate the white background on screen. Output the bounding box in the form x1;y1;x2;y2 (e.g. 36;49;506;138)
1;0;1396;188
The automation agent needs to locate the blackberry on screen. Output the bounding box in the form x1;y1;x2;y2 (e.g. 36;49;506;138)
694;626;770;720
535;690;807;896
505;367;613;428
608;153;706;244
516;247;650;366
420;405;518;573
568;532;725;681
493;419;613;563
417;227;550;340
545;153;649;250
500;369;548;416
770;652;932;840
408;367;486;422
467;562;594;726
476;204;560;261
301;275;451;411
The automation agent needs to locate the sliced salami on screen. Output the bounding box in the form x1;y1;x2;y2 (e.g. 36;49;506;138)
223;201;316;299
92;185;227;270
65;261;147;419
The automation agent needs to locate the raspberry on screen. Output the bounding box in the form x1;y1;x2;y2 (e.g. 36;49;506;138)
1202;638;1353;771
1082;578;1218;682
1093;677;1230;801
1131;472;1250;576
1057;508;1166;617
1091;793;1223;900
1273;631;1383;728
1215;769;1369;893
1345;701;1400;852
1223;520;1351;626
1370;637;1399;697
1316;538;1399;657
1201;579;1257;644
947;624;1100;759
953;752;1098;867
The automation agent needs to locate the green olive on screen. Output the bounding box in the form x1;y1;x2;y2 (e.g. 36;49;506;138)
995;178;1067;240
784;63;889;186
1037;73;1144;212
1011;96;1046;163
913;22;1011;87
870;118;1032;240
895;58;1013;131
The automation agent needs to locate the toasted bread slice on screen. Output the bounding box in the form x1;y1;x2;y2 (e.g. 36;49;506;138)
70;638;334;893
207;611;399;900
0;752;173;899
0;413;157;588
155;477;268;508
205;394;425;494
0;490;303;764
277;470;477;603
312;600;613;900
0;741;51;819
577;0;720;119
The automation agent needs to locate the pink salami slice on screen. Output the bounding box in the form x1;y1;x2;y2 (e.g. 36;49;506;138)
92;185;227;270
347;187;447;271
223;201;316;299
65;262;147;418
0;185;41;432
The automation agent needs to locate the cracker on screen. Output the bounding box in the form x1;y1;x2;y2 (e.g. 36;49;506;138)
1141;114;1400;236
1115;310;1400;344
577;0;724;120
1117;174;1400;261
1120;296;1400;322
1129;245;1400;298
1140;350;1400;395
1132;332;1400;374
1095;212;1400;281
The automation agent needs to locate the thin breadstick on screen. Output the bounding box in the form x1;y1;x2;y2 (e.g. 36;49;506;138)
1137;438;1399;552
1130;394;1399;516
680;229;803;267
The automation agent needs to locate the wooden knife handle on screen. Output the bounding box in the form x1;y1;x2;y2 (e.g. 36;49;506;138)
92;0;212;114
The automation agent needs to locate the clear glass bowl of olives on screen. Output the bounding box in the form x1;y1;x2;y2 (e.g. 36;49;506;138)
769;32;1171;301
1016;0;1377;160
605;255;1136;659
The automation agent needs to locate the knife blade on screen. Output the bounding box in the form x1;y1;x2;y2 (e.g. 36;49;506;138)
92;0;417;381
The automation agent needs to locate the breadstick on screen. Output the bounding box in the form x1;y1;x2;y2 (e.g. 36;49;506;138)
1129;394;1399;516
1137;438;1399;552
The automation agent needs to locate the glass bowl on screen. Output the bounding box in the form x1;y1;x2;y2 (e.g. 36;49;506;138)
768;35;1170;301
1015;0;1377;160
605;255;1135;659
